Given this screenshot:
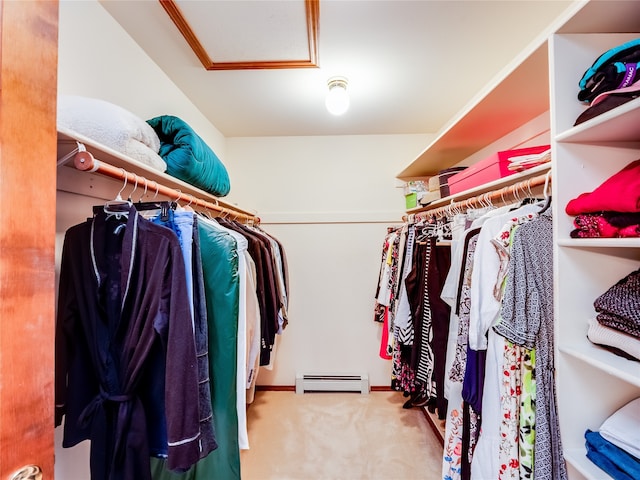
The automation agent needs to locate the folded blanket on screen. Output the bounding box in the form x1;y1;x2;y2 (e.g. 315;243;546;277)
146;116;230;197
57;95;166;172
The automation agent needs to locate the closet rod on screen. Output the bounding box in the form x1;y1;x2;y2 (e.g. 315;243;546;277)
410;171;552;220
72;148;258;223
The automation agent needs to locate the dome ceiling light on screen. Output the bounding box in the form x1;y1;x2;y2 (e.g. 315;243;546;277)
325;76;349;116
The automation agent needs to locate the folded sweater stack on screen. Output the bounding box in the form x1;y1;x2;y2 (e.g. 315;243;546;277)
587;267;640;361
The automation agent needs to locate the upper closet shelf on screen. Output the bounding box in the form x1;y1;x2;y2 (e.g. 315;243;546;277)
57;127;256;220
397;43;551;180
556;97;640;144
397;0;640;181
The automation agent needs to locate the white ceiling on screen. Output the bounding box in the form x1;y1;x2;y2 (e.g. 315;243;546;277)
100;0;576;138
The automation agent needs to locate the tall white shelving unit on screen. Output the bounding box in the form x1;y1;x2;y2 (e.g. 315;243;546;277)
551;34;640;479
399;2;640;478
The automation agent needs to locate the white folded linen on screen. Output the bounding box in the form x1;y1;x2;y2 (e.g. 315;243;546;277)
600;396;640;459
58;95;166;172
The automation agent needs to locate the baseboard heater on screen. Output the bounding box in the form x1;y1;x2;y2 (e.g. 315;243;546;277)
295;373;370;394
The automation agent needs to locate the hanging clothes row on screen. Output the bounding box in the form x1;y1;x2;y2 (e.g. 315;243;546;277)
440;198;564;480
55;190;288;480
373;219;451;413
374;173;567;480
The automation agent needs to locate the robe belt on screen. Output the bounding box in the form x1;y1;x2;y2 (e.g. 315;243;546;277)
78;387;133;429
79;386;139;477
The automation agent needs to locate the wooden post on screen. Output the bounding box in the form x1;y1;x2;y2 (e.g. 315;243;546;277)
0;1;58;477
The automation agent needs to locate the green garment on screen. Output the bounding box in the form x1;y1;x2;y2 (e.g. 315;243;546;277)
151;219;240;479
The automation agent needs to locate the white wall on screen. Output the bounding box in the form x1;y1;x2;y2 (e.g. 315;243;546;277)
226;135;430;386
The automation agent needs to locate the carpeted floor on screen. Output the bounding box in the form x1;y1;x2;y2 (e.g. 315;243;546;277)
240;390;443;480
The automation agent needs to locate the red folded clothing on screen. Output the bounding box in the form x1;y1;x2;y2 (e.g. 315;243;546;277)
566;159;640;215
571;212;640;238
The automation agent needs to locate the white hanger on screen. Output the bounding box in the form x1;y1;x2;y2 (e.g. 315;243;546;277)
103;169;132;220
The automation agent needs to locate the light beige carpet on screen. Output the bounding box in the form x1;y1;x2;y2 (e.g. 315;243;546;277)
240;390;443;480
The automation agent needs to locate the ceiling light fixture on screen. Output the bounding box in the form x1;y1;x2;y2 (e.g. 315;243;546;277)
325;76;349;115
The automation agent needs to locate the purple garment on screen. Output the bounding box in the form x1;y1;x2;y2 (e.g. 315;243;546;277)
461;346;487;414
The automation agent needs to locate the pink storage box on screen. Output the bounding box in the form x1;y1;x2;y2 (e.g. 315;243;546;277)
447;145;550;195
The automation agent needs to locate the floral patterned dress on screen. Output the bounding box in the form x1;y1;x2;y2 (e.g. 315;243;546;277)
491;214;538;480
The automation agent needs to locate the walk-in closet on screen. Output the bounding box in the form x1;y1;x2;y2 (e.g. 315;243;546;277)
1;1;639;479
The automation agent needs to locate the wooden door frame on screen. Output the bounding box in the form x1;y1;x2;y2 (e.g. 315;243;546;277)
0;1;58;477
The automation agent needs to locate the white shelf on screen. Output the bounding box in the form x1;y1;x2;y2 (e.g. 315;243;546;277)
564;448;613;480
559;342;640;388
558;238;640;248
399;1;640;180
551;28;640;476
556;97;640;144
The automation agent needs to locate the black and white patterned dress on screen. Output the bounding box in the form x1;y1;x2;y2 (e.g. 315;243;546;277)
498;209;568;480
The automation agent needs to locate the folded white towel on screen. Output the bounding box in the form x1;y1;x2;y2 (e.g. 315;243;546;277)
600;396;640;459
57;95;166;172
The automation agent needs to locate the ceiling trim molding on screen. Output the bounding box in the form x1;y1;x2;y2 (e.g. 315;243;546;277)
159;0;320;70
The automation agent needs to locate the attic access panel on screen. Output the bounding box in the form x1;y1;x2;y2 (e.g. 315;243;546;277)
160;0;319;70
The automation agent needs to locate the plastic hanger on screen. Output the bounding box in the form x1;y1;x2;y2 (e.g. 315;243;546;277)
129;175;175;221
537;170;552;214
416;216;438;242
137;177;149;203
94;169;132;220
126;174;139;202
134;200;176;222
182;194;196;212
